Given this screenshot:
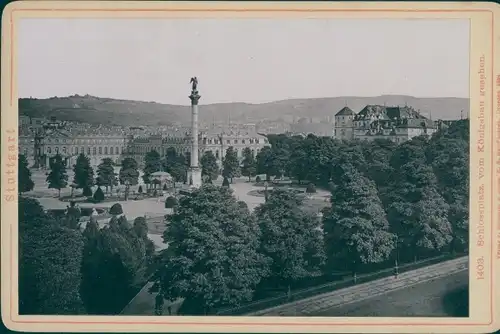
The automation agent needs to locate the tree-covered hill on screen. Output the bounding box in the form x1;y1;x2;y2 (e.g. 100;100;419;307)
19;94;469;127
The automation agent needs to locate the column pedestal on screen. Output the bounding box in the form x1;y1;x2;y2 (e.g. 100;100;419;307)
187;167;202;188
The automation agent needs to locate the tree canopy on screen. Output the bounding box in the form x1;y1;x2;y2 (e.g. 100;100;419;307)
163;148;188;183
73;153;94;191
255;189;325;287
323;165;395;274
143;150;162;186
157;185;269;314
19;154;34;193
19;198;85;314
96;158;117;193
241;148;257;181
200;151;219;181
222;147;240;183
80;213;154;314
119;157;139;186
46;154;68;197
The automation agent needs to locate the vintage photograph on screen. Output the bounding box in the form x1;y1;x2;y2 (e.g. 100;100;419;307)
16;16;470;319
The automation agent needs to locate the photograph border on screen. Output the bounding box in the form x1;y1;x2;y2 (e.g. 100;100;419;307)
2;1;499;333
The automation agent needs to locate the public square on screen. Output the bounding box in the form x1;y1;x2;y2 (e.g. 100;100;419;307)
25;168;330;252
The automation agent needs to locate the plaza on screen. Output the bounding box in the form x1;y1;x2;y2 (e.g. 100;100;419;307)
25;167;331;252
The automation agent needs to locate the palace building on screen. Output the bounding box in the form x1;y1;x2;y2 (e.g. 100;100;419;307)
125;128;269;168
19;118;128;169
334;104;438;143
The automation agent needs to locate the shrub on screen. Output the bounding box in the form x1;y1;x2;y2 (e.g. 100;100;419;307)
306;183;317;194
255;175;262;183
165;196;178;209
93;187;105;202
237;201;248;210
222;177;230;187
109;203;124;215
83;186;93;197
138;185;143;194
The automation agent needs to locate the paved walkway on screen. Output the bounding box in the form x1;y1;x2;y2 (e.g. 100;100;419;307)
247;256;468;316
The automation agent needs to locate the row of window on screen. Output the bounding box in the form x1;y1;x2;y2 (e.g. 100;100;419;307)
203;138;263;145
128;147;259;160
45;146;124;155
45;138;124;144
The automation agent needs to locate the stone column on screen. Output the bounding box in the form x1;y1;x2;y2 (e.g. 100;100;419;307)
190;95;200;168
187;87;202;188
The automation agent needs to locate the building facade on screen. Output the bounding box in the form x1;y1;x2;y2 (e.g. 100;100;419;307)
19;115;271;170
334;105;438;143
19;118;128;169
125;129;269;168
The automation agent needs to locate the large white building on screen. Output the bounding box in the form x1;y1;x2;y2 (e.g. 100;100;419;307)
334;104;438;143
127;128;269;168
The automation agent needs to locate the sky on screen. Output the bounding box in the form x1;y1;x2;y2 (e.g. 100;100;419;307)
18;18;469;105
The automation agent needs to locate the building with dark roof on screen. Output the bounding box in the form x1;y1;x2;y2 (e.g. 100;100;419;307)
334;105;438;143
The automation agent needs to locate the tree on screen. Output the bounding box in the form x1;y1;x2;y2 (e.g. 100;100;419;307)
360;139;396;189
222;147;240;183
254;189;325;290
93;187;105;203
109;203;124;216
289;144;310;185
143;150;162;189
46;154;68;198
385;159;453;262
96;158;118;194
165;196;178;209
200;151;219;181
19;198;85;314
157;185;269;315
73;153;94;193
241;148;257;182
83;186;93;197
119;158;139;186
19;154;34;193
268;147;290;179
426;129;469;254
80;213;154;314
164;151;188;184
322;165;395;276
256;146;273;180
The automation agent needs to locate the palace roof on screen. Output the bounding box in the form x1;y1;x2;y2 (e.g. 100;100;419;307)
355;105;429;122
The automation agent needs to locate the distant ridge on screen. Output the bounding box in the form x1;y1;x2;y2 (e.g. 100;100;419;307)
19;94;469;127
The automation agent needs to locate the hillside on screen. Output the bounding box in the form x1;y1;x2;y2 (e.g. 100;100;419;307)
19;94;469;127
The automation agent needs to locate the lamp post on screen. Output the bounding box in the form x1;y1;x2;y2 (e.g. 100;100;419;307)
394;234;399;278
264;181;269;202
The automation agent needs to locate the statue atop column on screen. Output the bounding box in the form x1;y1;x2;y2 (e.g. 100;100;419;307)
189;77;201;105
190;77;198;92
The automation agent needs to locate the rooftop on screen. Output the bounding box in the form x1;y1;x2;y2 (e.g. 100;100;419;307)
335;106;355;116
